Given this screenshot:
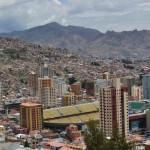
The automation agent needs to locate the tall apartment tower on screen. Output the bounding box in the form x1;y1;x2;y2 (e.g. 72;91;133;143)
53;77;68;97
28;71;38;96
71;82;81;100
38;77;56;107
71;82;81;95
40;64;54;78
99;78;129;137
142;74;150;99
20;103;43;133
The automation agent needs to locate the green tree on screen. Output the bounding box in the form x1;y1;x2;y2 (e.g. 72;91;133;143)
84;120;106;150
84;120;135;150
111;124;135;150
24;139;29;147
68;76;77;85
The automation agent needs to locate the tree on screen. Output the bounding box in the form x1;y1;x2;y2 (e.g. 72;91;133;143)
24;139;29;147
68;76;77;85
84;120;106;150
84;120;135;150
111;124;135;150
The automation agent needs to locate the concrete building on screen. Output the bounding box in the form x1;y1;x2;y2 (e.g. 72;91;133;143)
62;92;76;106
53;77;68;97
40;64;54;78
20;103;43;133
121;76;136;97
28;71;38;96
142;74;150;99
71;82;81;95
94;79;106;97
38;77;56;107
131;85;142;101
71;82;81;100
102;72;109;81
99;78;129;137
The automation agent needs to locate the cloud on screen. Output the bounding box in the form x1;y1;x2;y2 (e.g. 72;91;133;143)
0;0;150;33
52;0;62;5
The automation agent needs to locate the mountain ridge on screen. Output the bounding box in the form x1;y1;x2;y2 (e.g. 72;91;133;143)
1;22;150;59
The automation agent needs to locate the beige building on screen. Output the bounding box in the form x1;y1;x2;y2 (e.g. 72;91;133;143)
38;77;56;107
99;78;129;137
0;125;5;135
62;92;76;106
131;85;142;101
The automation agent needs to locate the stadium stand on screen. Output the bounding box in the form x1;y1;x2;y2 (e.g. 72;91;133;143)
58;117;72;123
43;108;61;119
58;106;80;116
68;116;81;123
78;114;90;122
76;103;97;113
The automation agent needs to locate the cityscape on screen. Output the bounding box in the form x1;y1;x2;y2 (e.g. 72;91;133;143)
1;0;150;150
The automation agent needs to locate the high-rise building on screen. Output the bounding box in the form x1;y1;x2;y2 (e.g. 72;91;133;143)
121;76;137;97
40;64;54;78
20;103;43;133
85;80;94;96
71;82;81;100
28;71;38;96
142;74;150;99
71;82;81;95
131;85;142;101
94;79;107;97
99;78;129;137
53;77;68;97
38;77;56;106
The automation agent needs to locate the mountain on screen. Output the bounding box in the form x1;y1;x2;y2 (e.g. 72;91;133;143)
1;22;150;59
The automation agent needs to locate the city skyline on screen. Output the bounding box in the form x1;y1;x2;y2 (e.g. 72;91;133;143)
0;0;150;33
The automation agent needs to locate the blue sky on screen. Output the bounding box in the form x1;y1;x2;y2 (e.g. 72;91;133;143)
0;0;150;33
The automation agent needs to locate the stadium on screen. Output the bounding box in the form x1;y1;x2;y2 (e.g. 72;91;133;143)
43;101;150;131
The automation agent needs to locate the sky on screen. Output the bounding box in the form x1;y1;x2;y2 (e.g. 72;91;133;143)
0;0;150;33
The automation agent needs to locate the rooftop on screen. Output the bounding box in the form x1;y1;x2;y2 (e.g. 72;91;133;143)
20;103;42;107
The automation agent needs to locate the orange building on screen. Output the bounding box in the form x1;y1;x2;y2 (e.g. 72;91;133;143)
20;103;43;133
71;82;81;96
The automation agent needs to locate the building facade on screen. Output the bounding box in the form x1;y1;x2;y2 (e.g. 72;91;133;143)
62;92;76;106
94;79;107;97
131;85;142;101
99;78;129;137
28;71;38;96
142;74;150;99
40;64;54;78
20;103;43;133
71;82;81;100
53;77;68;97
38;77;56;107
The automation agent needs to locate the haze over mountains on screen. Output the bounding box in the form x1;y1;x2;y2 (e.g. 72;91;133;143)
1;22;150;59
